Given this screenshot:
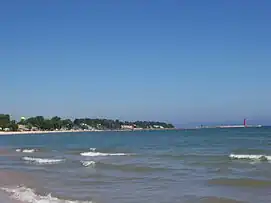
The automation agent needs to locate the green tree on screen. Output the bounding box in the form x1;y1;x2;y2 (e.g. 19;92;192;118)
61;119;73;129
8;120;18;131
51;116;62;129
0;114;10;128
25;116;45;129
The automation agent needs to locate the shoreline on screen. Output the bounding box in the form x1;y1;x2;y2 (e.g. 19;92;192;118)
0;128;177;136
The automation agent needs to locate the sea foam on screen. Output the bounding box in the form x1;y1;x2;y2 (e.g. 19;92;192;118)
81;160;96;167
1;186;93;203
16;148;37;153
229;154;271;161
80;151;128;157
80;147;130;157
22;156;65;164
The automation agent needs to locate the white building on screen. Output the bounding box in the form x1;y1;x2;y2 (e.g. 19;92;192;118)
121;125;134;130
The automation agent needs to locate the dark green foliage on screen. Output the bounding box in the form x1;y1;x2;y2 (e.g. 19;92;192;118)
0;114;11;128
0;114;18;130
133;121;174;129
8;120;18;131
0;114;175;131
61;119;73;130
72;118;174;130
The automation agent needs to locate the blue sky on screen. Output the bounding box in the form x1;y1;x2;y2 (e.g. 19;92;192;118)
1;0;271;126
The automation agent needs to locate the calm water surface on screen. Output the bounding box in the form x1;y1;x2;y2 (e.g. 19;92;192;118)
0;128;270;203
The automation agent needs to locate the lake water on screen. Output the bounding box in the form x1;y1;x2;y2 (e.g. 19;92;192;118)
0;128;270;203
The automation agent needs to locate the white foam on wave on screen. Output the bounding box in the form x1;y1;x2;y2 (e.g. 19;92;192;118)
16;149;37;153
22;156;65;164
229;154;271;161
80;151;129;157
1;186;93;203
81;161;96;167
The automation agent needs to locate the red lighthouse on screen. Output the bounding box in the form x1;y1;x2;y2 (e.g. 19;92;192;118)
243;119;247;127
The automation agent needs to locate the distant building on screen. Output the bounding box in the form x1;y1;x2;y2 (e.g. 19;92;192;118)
31;127;39;131
4;128;10;131
121;125;134;130
18;125;30;131
153;125;164;129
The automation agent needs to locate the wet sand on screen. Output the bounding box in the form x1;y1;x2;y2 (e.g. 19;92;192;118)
0;171;36;203
0;171;35;187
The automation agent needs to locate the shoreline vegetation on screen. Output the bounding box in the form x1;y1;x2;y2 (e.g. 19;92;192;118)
0;114;175;135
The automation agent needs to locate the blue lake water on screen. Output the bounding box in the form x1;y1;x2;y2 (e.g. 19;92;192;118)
0;128;270;203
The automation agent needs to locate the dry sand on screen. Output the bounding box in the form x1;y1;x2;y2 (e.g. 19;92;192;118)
0;129;101;136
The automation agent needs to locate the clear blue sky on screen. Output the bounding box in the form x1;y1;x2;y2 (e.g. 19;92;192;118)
1;0;271;126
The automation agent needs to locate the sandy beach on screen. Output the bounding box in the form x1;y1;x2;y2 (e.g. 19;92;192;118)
0;129;102;136
0;128;176;136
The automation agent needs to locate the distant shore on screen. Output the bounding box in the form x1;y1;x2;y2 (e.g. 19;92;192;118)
0;128;177;136
0;129;90;135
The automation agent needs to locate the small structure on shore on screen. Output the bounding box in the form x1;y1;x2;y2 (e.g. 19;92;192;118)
121;124;134;130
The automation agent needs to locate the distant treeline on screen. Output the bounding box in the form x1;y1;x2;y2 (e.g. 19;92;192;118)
0;114;175;131
0;114;18;131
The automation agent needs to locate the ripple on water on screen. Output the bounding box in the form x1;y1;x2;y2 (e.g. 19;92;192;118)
208;178;271;188
184;196;248;203
97;162;170;173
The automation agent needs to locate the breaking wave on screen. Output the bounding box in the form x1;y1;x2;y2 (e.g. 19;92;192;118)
80;151;129;156
1;186;93;203
80;148;130;157
22;156;65;164
16;148;37;153
229;154;271;161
